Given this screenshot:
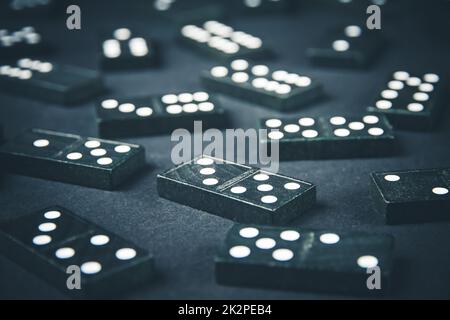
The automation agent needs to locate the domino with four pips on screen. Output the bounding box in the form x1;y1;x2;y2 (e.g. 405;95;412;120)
0;58;104;104
259;113;395;160
0;206;154;298
202;59;323;111
371;168;450;225
96;91;228;138
215;224;394;295
157;156;316;225
0;129;146;190
367;71;446;130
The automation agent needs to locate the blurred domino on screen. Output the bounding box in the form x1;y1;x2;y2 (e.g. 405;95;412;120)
306;25;384;68
0;58;103;104
97;91;228;138
0;26;47;59
180;21;272;61
152;0;224;24
260;113;395;160
100;28;158;71
202;59;323;111
371;168;450;225
0;129;145;190
367;71;445;130
216;224;394;295
0;206;154;298
157;156;316;225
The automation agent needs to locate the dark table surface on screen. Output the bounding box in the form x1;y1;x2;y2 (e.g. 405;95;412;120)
1;0;450;299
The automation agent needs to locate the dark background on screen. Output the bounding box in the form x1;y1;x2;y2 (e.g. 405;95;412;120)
1;0;449;299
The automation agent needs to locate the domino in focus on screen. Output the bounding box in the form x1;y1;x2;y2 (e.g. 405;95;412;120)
0;129;146;190
97;91;228;138
215;224;394;295
0;58;103;104
100;28;158;71
0;26;47;59
367;71;445;130
157;156;316;225
180;21;272;61
259;113;395;160
202;59;323;111
0;206;154;298
371;168;450;225
306;25;384;68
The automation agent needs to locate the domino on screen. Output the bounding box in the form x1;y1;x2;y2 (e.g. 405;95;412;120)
0;206;154;298
1;0;56;15
259;113;395;160
100;28;158;71
0;58;103;105
180;21;272;61
97;91;228;138
306;25;384;68
152;0;225;25
215;224;394;295
201;59;323;111
0;27;47;59
0;129;146;190
157;156;316;225
371;168;450;225
229;0;295;14
367;71;445;130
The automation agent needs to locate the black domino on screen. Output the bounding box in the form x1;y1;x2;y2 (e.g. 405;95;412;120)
0;129;146;190
0;26;47;59
259;113;395;160
202;59;323;111
215;224;394;295
371;168;450;225
367;71;445;130
152;0;225;25
100;28;158;71
180;21;272;61
0;58;103;104
96;91;228;138
157;156;316;225
306;25;384;68
0;206;154;298
229;0;295;14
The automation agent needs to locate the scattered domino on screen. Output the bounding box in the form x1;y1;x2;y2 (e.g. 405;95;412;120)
202;59;323;111
0;58;103;104
0;129;146;190
157;156;316;225
2;0;56;13
97;91;228;138
260;113;395;160
371;168;450;225
367;71;445;130
100;28;158;71
0;27;47;59
0;206;154;298
306;25;384;68
153;0;224;25
230;0;295;14
180;21;272;61
215;224;394;295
